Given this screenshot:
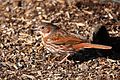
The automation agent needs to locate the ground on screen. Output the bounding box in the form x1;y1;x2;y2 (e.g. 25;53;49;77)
0;0;120;80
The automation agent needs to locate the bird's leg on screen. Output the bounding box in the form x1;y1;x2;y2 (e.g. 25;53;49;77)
59;53;71;64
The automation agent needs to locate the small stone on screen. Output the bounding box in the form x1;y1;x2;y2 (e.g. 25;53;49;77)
78;63;88;71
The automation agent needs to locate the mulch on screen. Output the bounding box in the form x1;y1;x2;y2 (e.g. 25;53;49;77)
0;0;120;79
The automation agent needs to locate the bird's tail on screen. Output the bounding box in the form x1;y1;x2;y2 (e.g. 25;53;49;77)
72;43;112;51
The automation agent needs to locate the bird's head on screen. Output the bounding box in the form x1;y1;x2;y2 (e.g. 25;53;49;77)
39;23;59;38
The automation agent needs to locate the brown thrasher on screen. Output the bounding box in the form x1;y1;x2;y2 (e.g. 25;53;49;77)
38;23;112;63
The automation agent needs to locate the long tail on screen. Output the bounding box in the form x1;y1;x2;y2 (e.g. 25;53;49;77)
72;43;112;51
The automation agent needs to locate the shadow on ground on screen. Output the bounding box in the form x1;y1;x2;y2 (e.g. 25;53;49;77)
68;26;120;63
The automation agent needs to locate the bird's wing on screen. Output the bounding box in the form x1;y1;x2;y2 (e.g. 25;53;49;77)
72;43;112;51
51;36;83;45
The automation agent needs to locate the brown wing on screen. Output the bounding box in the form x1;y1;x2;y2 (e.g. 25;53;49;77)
51;36;84;45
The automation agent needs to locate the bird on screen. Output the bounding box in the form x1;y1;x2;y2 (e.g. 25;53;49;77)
38;23;112;63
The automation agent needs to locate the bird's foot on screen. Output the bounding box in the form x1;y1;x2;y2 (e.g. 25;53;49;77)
58;54;72;64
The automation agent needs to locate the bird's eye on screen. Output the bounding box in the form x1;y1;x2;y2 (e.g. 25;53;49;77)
41;26;45;29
